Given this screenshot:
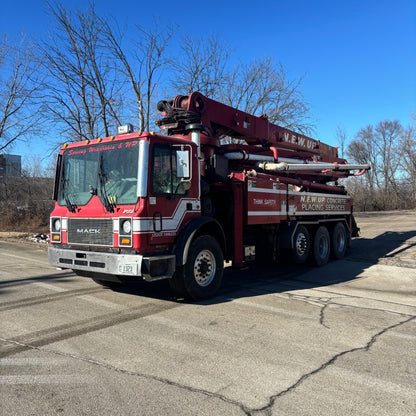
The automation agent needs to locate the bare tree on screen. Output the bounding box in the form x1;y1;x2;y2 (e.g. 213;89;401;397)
101;22;147;131
375;120;402;195
335;125;347;158
0;34;43;152
40;2;123;142
348;125;379;191
347;121;403;210
222;58;312;134
45;6;176;137
400;125;416;203
172;37;312;135
0;153;54;231
134;21;176;132
171;35;230;97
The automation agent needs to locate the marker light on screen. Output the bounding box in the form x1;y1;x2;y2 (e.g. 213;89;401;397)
118;124;133;134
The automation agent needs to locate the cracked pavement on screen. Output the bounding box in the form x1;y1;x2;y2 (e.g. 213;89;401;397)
1;211;416;415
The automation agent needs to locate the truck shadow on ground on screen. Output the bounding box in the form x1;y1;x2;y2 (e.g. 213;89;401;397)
2;230;415;303
110;230;416;303
214;230;416;302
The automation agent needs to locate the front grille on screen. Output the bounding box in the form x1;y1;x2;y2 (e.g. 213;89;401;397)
67;218;113;246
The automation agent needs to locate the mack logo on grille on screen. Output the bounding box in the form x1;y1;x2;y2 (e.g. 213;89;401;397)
77;228;101;234
68;218;113;246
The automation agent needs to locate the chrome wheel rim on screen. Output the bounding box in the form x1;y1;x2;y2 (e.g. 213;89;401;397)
295;233;308;257
194;250;216;287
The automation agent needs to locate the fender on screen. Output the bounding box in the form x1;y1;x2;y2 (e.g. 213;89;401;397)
173;216;226;266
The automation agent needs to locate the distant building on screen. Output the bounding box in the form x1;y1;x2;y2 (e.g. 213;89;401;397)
0;154;22;179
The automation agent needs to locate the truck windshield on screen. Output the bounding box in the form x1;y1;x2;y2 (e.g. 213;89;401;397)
58;140;140;208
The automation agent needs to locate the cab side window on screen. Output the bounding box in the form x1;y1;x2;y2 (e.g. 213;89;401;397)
151;144;188;196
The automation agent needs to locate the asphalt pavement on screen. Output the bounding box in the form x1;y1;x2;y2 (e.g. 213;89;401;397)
0;211;415;415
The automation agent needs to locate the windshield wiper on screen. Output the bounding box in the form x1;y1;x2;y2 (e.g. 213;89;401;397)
98;154;116;213
64;189;77;213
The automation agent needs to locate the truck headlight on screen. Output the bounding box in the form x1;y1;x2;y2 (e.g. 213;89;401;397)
121;219;132;234
53;218;61;232
119;218;132;247
51;217;62;243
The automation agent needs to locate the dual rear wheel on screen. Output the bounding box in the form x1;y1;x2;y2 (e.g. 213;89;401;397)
291;222;347;266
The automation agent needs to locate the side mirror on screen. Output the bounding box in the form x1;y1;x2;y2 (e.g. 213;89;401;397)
176;150;190;178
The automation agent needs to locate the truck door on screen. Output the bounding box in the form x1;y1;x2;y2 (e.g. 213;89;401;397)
147;142;197;246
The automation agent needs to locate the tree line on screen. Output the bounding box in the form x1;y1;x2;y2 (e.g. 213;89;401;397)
0;1;312;230
0;1;414;228
0;158;54;231
0;1;312;152
345;117;416;211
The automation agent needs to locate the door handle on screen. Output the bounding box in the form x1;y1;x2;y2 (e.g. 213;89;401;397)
153;212;162;232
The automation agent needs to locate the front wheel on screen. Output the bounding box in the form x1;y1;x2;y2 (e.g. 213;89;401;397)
169;235;223;301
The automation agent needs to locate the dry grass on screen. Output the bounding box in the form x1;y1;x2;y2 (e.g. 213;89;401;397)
0;213;49;233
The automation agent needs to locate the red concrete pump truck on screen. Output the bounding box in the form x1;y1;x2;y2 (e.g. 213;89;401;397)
48;92;370;300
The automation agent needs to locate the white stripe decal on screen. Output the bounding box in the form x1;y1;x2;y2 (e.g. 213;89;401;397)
248;187;350;200
133;199;199;233
295;211;350;216
290;191;349;199
248;211;285;216
136;198;199;221
248;187;284;194
248;210;350;217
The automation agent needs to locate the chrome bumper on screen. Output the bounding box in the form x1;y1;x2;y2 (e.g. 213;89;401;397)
48;247;175;282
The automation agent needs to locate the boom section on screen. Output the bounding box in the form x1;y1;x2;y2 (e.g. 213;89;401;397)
157;92;339;162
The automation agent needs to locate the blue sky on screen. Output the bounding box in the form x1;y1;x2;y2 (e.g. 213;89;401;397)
1;0;415;166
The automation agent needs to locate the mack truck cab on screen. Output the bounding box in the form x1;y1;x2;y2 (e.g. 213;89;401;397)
49;125;226;300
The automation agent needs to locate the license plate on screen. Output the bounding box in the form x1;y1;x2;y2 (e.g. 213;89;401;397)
118;263;138;275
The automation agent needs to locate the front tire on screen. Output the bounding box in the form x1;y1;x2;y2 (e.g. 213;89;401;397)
169;235;223;301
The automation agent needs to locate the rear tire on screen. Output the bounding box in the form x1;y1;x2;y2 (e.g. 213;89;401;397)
291;225;310;264
312;226;330;266
331;222;347;259
169;235;223;301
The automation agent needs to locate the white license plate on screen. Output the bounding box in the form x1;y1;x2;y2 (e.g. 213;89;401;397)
118;263;138;275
